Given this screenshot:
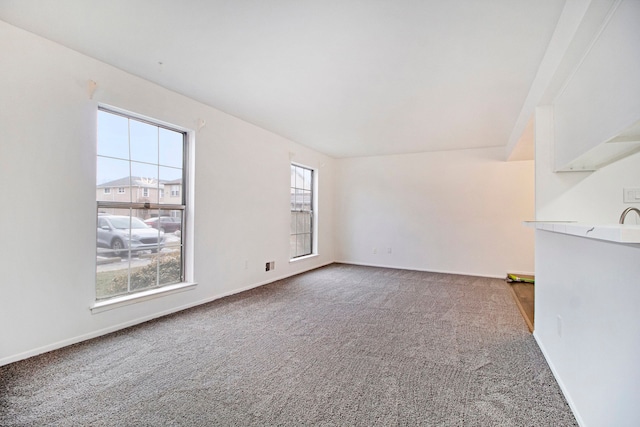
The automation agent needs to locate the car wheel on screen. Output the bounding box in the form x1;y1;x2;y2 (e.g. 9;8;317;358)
111;238;125;257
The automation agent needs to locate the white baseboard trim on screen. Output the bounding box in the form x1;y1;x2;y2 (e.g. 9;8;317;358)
335;260;507;280
0;261;335;367
533;331;585;427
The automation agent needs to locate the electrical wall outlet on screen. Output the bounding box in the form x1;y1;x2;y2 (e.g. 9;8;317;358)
265;261;275;272
623;188;640;203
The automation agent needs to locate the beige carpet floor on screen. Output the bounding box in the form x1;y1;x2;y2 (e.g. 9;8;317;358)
0;264;577;426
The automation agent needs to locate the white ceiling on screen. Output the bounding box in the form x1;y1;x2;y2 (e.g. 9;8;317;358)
0;0;566;158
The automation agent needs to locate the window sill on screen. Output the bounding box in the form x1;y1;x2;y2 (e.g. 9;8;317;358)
289;253;318;263
91;282;197;314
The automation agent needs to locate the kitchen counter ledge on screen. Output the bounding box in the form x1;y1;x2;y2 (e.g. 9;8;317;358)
524;221;640;244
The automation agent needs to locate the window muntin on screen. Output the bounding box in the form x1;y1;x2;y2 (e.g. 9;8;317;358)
290;164;314;259
96;108;187;301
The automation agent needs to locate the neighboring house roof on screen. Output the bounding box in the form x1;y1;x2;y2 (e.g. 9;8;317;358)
163;178;182;185
97;176;181;189
96;177;132;188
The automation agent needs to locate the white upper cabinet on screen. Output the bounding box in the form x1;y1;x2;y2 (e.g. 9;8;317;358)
554;0;640;171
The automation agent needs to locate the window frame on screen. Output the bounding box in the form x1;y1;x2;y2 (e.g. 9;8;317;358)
95;106;191;304
290;163;315;260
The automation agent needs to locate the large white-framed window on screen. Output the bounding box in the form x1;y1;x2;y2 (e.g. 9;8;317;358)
96;107;188;301
290;163;314;259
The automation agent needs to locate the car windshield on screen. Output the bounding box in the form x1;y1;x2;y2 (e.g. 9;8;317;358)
109;217;149;229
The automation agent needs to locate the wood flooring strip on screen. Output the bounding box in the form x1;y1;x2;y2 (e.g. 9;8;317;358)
508;282;534;333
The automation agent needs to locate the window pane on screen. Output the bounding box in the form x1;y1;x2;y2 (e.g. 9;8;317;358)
160;166;182;205
290;212;297;235
304;233;311;255
97;157;130;202
302;190;312;211
147;209;183;237
97;110;129;159
289;234;297;259
129;258;159;293
303;168;312;190
159;128;183;168
159;250;182;286
296;166;303;189
130;119;158;164
96;261;129;300
296;234;305;257
303;212;311;231
296;212;306;234
97;208;130;257
97;208;132;299
131;162;159;204
160;166;182;182
295;189;304;211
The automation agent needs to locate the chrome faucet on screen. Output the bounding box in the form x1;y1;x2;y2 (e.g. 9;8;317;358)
619;207;640;224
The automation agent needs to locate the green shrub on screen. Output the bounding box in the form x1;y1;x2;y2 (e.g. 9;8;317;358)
128;252;182;290
99;252;182;298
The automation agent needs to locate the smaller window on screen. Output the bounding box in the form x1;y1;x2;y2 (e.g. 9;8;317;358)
143;188;149;197
103;188;111;194
171;186;180;197
118;187;125;194
160;189;165;198
290;164;314;259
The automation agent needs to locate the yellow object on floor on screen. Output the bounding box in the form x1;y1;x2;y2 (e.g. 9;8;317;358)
506;273;535;284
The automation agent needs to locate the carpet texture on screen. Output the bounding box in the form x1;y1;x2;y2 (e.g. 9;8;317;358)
0;264;577;426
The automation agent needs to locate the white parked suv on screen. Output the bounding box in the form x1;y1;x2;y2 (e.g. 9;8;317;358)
97;215;165;256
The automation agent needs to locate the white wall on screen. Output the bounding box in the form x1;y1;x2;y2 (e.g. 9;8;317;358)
334;147;535;278
535;232;640;427
534;89;640;426
0;21;334;365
